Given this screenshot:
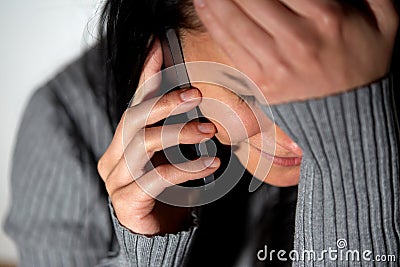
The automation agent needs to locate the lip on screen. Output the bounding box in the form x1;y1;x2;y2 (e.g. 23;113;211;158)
248;143;302;167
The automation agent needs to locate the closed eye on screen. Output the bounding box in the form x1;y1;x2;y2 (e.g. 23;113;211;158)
238;94;257;106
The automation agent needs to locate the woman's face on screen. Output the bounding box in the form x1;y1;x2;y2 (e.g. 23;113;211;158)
182;31;302;187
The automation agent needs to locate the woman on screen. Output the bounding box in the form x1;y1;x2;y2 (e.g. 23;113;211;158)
4;0;399;266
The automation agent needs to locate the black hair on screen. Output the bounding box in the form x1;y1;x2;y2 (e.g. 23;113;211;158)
98;0;203;130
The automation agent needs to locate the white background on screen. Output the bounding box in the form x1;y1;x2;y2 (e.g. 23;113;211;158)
0;0;100;263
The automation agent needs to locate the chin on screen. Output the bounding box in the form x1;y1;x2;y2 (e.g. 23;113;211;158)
262;165;300;187
234;141;301;187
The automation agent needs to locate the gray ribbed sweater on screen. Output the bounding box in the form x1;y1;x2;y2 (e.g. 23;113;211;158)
3;46;399;266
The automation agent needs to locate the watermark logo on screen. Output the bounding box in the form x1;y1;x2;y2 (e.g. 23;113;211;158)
336;238;347;249
257;239;396;263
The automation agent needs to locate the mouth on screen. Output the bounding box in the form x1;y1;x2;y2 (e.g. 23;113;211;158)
248;142;302;167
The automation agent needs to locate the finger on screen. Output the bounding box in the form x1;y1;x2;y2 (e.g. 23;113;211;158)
365;0;399;35
109;157;220;228
278;0;326;17
278;0;341;19
104;149;136;194
144;122;216;158
108;156;220;201
106;121;217;191
280;0;398;38
194;0;269;72
123;122;216;179
98;111;128;181
131;39;163;107
233;0;301;39
123;88;202;144
133;157;220;198
99;88;202;180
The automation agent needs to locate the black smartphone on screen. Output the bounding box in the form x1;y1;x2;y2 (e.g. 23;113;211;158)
160;28;215;188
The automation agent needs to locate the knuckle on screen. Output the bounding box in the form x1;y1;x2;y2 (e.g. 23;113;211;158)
134;129;147;149
270;60;290;84
290;32;319;58
128;130;148;158
144;127;162;156
97;156;107;179
111;187;135;212
155;164;169;180
111;194;131;224
124;107;135;122
178;126;186;143
104;172;116;194
109;188;124;207
144;134;155;155
179;123;194;140
250;63;267;88
134;189;151;203
161;91;180;110
158;93;170;107
154;164;178;185
111;185;138;209
319;3;343;33
296;42;316;58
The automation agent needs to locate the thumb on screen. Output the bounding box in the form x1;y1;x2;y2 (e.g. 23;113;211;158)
131;39;163;107
366;0;398;35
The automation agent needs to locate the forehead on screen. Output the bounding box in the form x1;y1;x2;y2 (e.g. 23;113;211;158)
181;31;231;65
181;31;267;105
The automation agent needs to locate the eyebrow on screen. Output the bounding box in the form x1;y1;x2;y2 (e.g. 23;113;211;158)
221;71;251;91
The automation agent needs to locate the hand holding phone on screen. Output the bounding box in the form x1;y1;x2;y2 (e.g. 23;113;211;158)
98;38;221;235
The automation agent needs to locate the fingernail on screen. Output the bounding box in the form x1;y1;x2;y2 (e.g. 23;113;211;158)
194;0;205;8
180;89;198;102
197;123;215;134
203;157;219;168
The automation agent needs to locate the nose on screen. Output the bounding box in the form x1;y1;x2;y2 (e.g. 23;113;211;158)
198;97;250;145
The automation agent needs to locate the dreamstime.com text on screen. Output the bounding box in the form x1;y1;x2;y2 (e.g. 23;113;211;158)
257;239;396;263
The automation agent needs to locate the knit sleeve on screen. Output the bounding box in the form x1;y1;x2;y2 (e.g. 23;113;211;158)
269;76;400;266
3;86;114;266
104;202;197;267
